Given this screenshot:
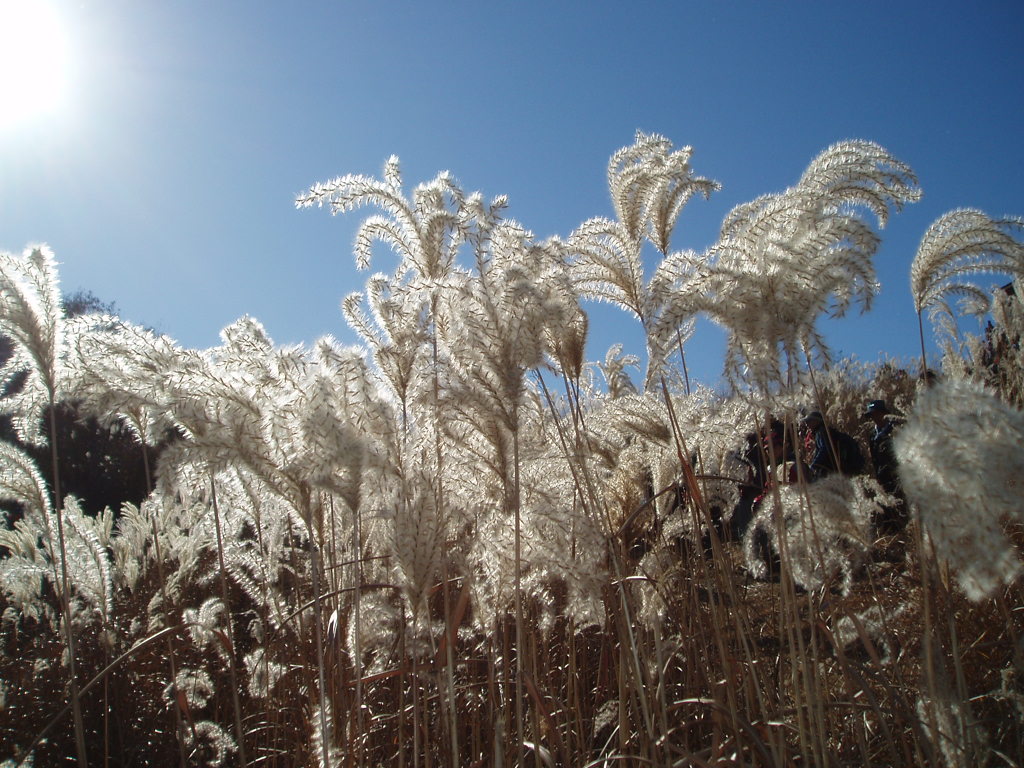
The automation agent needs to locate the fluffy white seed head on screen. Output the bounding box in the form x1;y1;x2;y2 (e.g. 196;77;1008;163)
896;379;1024;600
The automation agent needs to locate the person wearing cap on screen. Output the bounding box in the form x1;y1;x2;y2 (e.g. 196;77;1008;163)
863;399;907;533
801;410;864;481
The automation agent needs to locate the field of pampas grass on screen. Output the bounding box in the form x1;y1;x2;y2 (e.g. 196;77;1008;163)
2;135;1024;767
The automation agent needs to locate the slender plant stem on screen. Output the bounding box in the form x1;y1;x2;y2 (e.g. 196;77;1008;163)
353;496;365;768
307;500;332;768
512;423;525;767
47;402;89;767
209;477;250;767
141;442;189;767
917;308;930;379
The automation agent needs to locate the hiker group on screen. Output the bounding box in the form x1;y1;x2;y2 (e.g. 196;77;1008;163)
731;399;907;540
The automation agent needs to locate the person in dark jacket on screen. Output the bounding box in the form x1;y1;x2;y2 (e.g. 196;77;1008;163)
863;400;900;491
862;399;908;534
801;411;865;480
730;417;785;539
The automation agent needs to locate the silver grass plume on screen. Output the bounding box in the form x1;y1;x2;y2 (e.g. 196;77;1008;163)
515;438;608;630
831;602;908;666
650;388;755;537
342;583;404;672
163;667;215;710
0;441;55;622
0;439;51;516
437;226;580;625
744;474;888;594
57;496;115;625
65;318;182;446
150;318;384;519
388;469;447;619
299;158;509;467
193;468;304;632
111;500;162;592
699;140;920;388
0;247;195;768
911;209;1024;364
342;275;427;421
243;648;290;700
545;294;590;384
298;155;505;282
608;130;719;255
895;378;1024;600
451;388;606;628
0;437;115;637
308;697;342;768
126;469;302;635
582;391;672;527
912;209;1024;317
183;597;231;662
156;321;387;767
567;218;700;390
0;245;63;445
119;494;215;632
440;223;576;442
570;133;717;389
915;693;989;768
182;721;237;768
598;344;640;399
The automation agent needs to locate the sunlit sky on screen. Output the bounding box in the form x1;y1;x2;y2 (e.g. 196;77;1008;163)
3;1;1023;387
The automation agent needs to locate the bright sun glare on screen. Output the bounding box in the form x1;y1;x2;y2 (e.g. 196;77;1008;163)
0;0;70;128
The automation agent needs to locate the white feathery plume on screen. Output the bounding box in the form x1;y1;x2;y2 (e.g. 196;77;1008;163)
298;155;505;282
699;140;920;388
608;130;719;254
388;470;447;619
0;442;56;623
545;292;590;383
567;218;701;389
911;209;1024;365
111;501;157;591
0;440;52;517
598;343;640;399
915;693;989;768
515;444;607;630
146;318;384;523
569;133;717;389
831;602;907;666
440;222;576;440
59;496;115;623
183;597;231;662
912;209;1024;318
0;246;62;379
342;275;427;416
343;582;404;671
895;378;1024;600
243;648;291;700
308;696;342;768
744;474;887;594
63;317;179;447
0;245;64;445
183;721;237;768
164;667;215;710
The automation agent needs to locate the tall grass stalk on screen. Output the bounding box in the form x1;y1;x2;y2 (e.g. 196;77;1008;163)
917;308;930;378
209;478;250;767
46;401;89;767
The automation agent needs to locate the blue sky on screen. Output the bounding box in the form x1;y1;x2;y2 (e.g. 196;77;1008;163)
3;1;1023;387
